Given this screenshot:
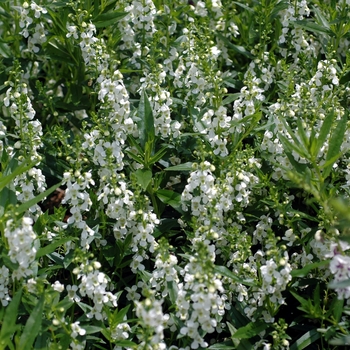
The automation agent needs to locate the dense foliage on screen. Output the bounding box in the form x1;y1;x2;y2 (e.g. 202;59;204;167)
1;0;350;349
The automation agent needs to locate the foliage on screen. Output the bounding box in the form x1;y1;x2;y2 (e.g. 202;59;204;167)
0;0;350;349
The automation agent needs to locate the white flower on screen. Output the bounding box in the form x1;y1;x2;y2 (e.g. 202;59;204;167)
52;281;64;293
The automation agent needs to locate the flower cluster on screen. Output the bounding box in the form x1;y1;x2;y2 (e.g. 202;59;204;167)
135;297;167;349
18;1;48;53
4;217;38;280
0;266;11;306
74;260;118;320
178;242;226;349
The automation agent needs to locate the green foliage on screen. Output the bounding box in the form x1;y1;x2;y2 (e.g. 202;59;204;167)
0;0;350;349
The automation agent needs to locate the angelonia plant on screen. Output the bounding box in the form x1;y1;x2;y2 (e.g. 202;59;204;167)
1;0;350;349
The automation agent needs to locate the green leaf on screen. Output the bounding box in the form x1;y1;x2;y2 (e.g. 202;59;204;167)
84;325;103;334
114;340;137;347
134;169;152;191
137;90;155;149
312;111;335;158
127;135;144;156
231;321;268;339
44;42;75;64
312;5;330;29
296;118;309;151
223;93;241;105
148;145;169;165
332;297;344;323
16;181;63;216
232;1;254;12
93;11;127;28
167;280;178;304
156;189;182;211
214;266;256;287
110;305;130;327
291;260;330;277
278;134;309;172
0;288;22;348
164;162;193;172
323;112;348;179
0;159;36;192
270;1;290;19
290;329;320;350
208;344;236;350
18;296;44;350
216;32;254;58
293;20;332;35
125;150;144;165
290;290;309;309
35;236;74;259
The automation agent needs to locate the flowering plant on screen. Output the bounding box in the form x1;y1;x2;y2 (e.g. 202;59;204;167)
1;0;350;349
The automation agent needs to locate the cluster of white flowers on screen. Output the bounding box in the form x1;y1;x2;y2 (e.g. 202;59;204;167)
18;1;48;53
149;249;179;297
0;266;11;306
3;76;45;214
78;22;99;66
4;217;38;280
4;83;43;159
182;161;216;214
110;322;131;341
70;321;86;350
231;72;265;127
260;257;292;307
62;171;95;248
74;261;118;320
14;168;46;212
83;71;132;171
278;0;313;58
129;209;159;272
330;254;350;299
135;298;167;349
116;0;157;68
178;243;226;349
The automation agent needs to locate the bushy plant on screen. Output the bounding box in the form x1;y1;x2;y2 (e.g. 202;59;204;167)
1;0;350;349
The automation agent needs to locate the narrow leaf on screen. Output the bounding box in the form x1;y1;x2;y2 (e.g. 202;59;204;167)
208;344;236;350
111;305;130;327
18;296;44;350
36;237;74;259
93;11;128;28
148;145;169;165
125;150;145;165
164;162;193;172
231;321;268;339
293;20;332;35
16;181;63;216
0;160;36;192
137;90;155;149
0;288;22;347
291;260;330;277
296;119;309;150
323;112;348;178
216;32;254;58
290;329;320;350
314;111;335;157
214;266;255;287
